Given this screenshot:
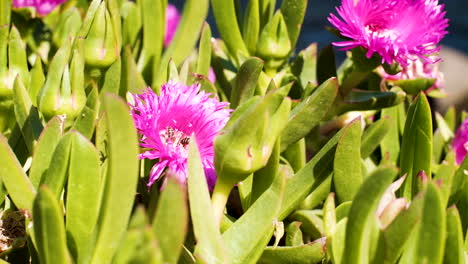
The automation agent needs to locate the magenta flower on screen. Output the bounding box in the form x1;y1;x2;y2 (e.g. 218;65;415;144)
328;0;448;66
13;0;67;16
165;4;180;47
129;82;231;188
452;118;468;165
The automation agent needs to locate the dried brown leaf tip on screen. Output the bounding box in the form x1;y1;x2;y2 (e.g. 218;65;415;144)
0;210;27;253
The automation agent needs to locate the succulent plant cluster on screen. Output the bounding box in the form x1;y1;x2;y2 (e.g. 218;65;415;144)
0;0;466;263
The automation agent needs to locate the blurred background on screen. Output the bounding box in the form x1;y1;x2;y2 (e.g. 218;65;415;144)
171;0;468;112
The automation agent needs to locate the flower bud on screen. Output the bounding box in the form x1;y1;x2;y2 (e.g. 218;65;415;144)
214;86;291;184
0;26;29;99
83;0;121;68
256;12;291;71
38;39;86;121
53;8;82;48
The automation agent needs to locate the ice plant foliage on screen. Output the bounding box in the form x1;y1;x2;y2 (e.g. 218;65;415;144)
164;4;180;47
328;0;449;66
13;0;67;16
129;82;230;188
378;58;444;90
452;117;468;165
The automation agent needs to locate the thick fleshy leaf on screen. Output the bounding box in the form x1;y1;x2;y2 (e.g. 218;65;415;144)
89;94;139;264
113;207;163;264
250;139;280;206
337;90;406;114
188;138;228;264
330;218;347;264
242;0;260;54
291;43;317;89
100;58;121;95
343;166;398;264
211;0;249;61
279;127;344;219
361;116;391;158
434;151;456;207
257;239;325;264
121;46;147;95
0;134;35;211
230;57;264;108
29;117;64;188
290;210;324;239
137;0;165;81
299;174;332;210
13;76;43;154
399;183;445;264
375;187;424;263
154;0;209;87
334;119;362;203
152;176;188;264
282;138;306;172
285;222;303;247
28;58;45;107
196;23;212;77
222;163;286;264
72;84;99;139
380;105;401;164
40;133;73;199
280;77;338;151
400;93;432;199
65;132;101;263
280;0;307;48
8;26;29;86
121;1;142;46
33;186;71;264
444;206;464;264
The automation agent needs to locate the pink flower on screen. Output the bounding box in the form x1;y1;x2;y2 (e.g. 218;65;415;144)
13;0;67;16
328;0;448;66
129;82;231;188
165;4;180;47
378;58;444;92
452;118;468;165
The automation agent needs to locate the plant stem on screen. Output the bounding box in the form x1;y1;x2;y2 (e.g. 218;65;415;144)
211;179;233;227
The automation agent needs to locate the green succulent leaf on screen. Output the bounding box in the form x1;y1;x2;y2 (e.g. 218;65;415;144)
280;0;308;48
380;105;402;165
242;0;260;55
280;77;338;151
33;186;72;264
197;23;212;77
188;137;228;264
285;221;303;247
230;57;264;109
257;239;326;264
343;166;398;264
334;119;363;203
154;0;209;87
211;0;249;61
399;182;446;264
65;131;101;263
152;177;188;264
444;206;465;264
0;133;35;211
12;76;43;154
400;93;432;199
222;161;286;264
89;94;139;264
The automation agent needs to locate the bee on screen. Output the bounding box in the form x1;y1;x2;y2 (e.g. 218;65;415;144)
166;127;175;138
179;137;190;146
